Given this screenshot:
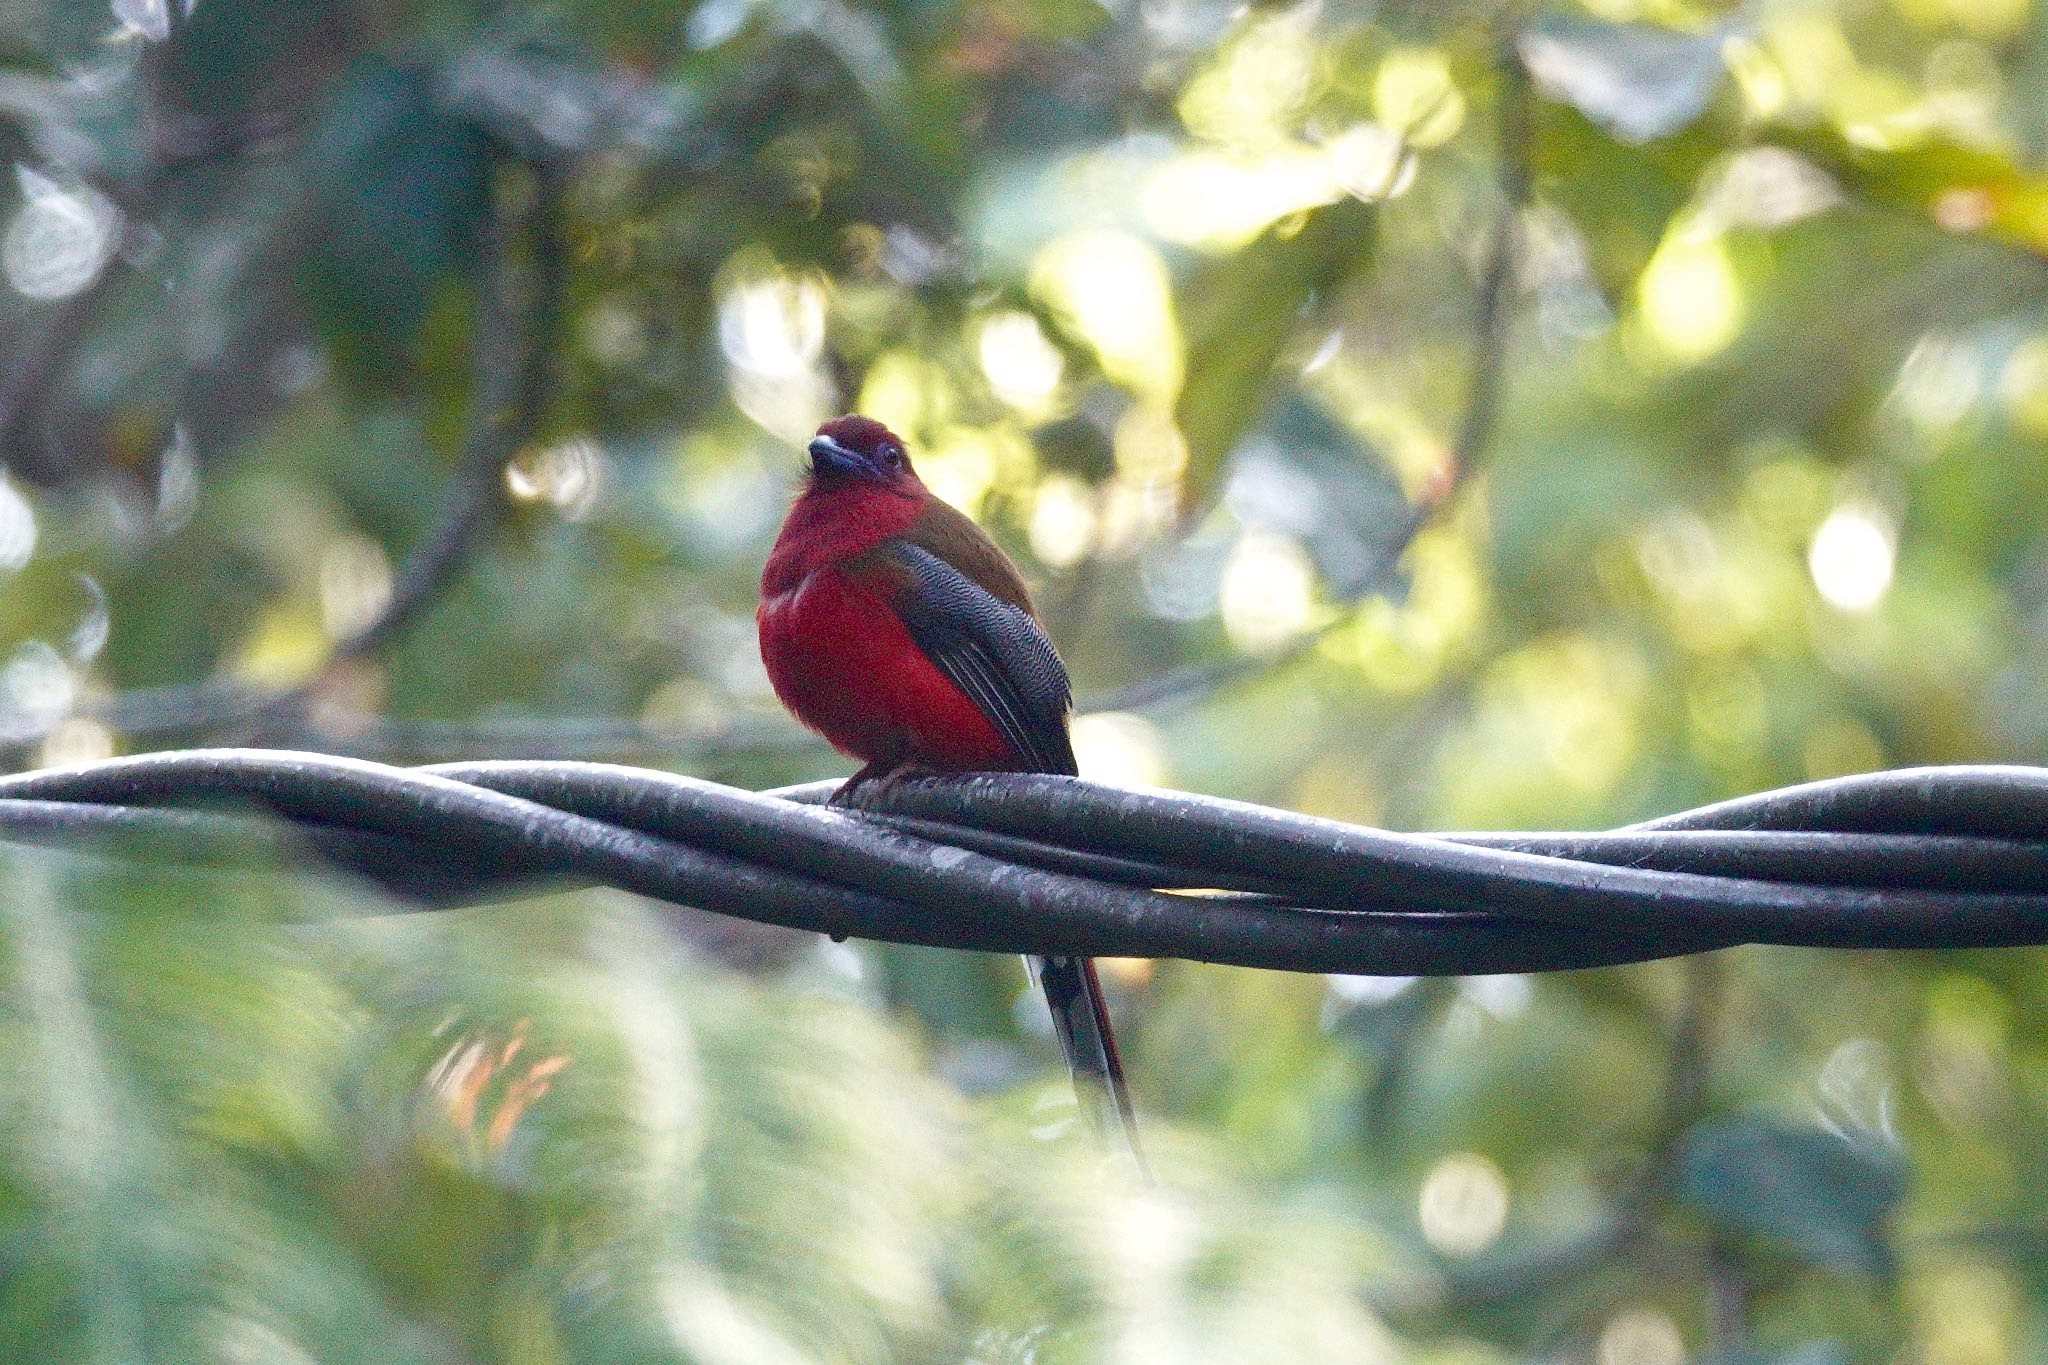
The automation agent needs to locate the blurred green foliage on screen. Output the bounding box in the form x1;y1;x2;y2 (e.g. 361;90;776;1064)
6;0;2048;1358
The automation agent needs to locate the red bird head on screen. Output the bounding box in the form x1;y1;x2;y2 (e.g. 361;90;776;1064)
808;416;917;487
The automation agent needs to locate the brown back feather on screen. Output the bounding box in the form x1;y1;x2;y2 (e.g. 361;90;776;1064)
901;497;1037;617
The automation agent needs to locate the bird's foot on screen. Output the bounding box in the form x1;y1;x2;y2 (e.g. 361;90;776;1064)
828;760;940;808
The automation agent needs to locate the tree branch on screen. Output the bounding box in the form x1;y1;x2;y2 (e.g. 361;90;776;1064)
71;159;567;745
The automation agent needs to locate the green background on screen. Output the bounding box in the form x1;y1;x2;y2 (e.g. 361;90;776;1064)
3;0;2045;1358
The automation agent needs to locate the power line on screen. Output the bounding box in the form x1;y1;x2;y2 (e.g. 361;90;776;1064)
2;749;2046;974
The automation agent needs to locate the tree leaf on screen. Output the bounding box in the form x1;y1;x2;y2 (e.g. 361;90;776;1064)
1226;393;1411;600
1675;1115;1905;1278
1519;18;1732;145
1175;197;1377;514
302;61;494;381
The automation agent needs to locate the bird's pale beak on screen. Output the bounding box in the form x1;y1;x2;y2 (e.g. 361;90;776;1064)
807;435;863;476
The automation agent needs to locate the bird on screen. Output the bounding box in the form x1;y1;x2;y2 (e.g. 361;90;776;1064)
758;414;1145;1172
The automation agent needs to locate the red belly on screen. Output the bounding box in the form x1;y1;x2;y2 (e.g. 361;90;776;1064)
758;565;1015;770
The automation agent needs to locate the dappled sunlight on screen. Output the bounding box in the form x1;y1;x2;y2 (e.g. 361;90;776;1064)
3;168;118;301
1031;231;1182;402
1597;1308;1686;1365
1808;502;1896;612
317;535;394;640
506;437;606;520
1436;633;1649;827
8;0;2048;1357
1418;1152;1509;1257
976;311;1065;417
1371;49;1466;148
1072;710;1169;789
1635;223;1743;363
1220;529;1320;652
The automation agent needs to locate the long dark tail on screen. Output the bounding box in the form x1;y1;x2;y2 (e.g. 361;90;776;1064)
1029;953;1149;1178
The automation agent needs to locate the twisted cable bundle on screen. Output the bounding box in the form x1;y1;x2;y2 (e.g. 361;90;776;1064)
1;749;2044;974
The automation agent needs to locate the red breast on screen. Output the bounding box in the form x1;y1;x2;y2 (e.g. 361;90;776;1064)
759;459;1017;769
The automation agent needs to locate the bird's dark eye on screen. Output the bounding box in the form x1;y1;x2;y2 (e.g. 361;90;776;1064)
881;445;904;469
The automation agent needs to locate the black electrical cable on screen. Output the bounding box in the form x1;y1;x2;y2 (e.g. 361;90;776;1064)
2;750;2047;973
773;772;2048;948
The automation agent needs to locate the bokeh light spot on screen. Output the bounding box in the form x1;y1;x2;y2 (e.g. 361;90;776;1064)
4;168;118;301
1372;49;1465;147
1816;1036;1897;1147
1112;406;1189;486
581;295;651;368
1802;715;1885;780
0;642;75;743
37;717;114;770
1220;530;1317;651
1177;11;1318;145
111;0;172;41
918;429;1005;519
719;270;826;378
1326;974;1415;1006
1095;957;1153;988
1637;228;1742;362
978;312;1064;414
1031;232;1182;401
1891;333;1982;432
0;473;37;571
1071;711;1169;789
1724;37;1790;120
719;262;833;441
232;606;327;687
1597;1308;1685;1365
506;438;605;520
1463;974;1531;1020
1996;337;2048;433
1029;475;1097;569
318;536;395;641
1141;119;1416;248
1418;1152;1508;1255
1327;123;1416;202
1808;503;1895;611
857;351;952;442
1912;1264;2017;1365
156;424;200;532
